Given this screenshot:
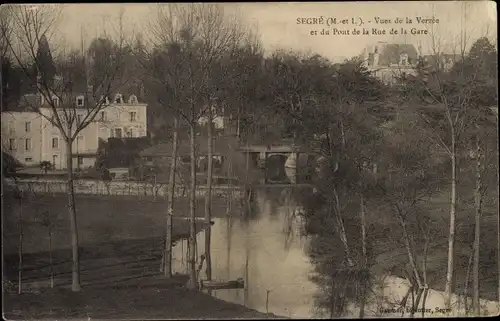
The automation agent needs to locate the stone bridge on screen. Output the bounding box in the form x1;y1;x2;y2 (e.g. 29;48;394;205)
236;142;320;184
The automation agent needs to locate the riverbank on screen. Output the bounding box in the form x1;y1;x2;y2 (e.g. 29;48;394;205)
3;276;284;319
3;193;240;256
370;189;499;303
2;192;276;319
3;193;241;289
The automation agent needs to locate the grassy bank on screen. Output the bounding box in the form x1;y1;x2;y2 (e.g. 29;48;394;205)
2;193;264;319
3;193;240;255
3;276;284;319
3;193;239;285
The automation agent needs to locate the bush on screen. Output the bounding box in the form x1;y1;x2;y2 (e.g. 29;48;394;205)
40;161;53;174
101;168;112;181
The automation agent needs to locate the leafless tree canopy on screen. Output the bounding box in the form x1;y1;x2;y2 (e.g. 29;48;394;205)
5;5;132;142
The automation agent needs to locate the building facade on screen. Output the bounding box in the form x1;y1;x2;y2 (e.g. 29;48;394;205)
1;92;147;170
361;42;461;85
361;41;420;85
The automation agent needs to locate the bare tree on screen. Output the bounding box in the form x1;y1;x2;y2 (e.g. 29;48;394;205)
161;115;178;277
6;5;131;291
374;114;447;317
204;106;213;282
0;5;12;57
37;210;56;288
1;5;17;110
400;3;490;309
15;188;24;294
147;3;248;289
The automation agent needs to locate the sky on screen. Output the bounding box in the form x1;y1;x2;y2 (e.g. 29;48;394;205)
15;1;498;62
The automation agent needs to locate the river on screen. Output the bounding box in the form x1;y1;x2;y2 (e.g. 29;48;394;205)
170;187;499;318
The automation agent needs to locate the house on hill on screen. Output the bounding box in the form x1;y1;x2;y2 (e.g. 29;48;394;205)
361;42;419;85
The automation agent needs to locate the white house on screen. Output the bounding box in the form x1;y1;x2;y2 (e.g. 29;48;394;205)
361;41;420;85
1;92;148;170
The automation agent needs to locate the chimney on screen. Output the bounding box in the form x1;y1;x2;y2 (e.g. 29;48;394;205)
363;47;370;65
373;43;382;67
373;51;380;67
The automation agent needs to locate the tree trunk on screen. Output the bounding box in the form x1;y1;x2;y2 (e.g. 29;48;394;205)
187;123;197;289
464;246;474;315
18;199;23;295
244;227;250;307
473;137;482;314
205;109;213;282
49;227;54;288
236;104;241;140
332;188;353;266
330;268;335;318
226;215;232;279
396;207;423;289
359;194;367;318
66;139;81;292
445;138;457;309
164;116;179;278
422;228;430;317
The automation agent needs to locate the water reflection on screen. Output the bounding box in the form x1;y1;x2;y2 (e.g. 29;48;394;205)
169;187;499;318
171;188;318;318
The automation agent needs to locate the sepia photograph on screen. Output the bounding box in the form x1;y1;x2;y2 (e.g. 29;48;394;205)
1;1;498;319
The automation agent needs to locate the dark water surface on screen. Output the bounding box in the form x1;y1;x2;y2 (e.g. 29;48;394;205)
171;187;499;318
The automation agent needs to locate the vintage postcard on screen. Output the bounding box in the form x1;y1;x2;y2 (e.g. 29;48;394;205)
1;1;498;319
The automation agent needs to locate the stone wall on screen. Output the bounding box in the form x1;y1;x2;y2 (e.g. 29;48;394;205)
14;178;243;199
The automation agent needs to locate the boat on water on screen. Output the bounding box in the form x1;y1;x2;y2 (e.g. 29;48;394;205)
200;278;245;290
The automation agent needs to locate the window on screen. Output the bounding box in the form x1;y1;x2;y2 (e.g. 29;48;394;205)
128;95;138;104
52;137;59;149
114;94;123;104
76;136;84;150
78;157;83;165
9;122;15;135
114;128;122;138
76;96;84;107
25;121;31;133
129;112;137;122
9;138;16;151
25;138;32;151
100;95;110;105
400;53;409;66
126;128;133;138
53;96;59;107
100;112;106;122
25;157;33;162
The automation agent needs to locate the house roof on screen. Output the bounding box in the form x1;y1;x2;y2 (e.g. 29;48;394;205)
18;91;146;111
363;43;419;67
19;94;41;110
140;135;238;157
377;43;419;66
